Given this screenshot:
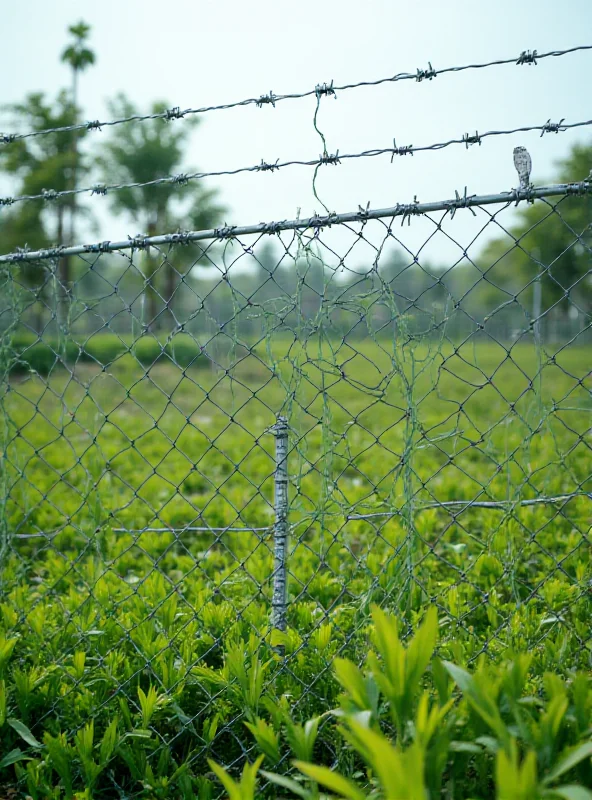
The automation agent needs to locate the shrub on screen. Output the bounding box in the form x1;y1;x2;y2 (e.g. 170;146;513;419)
0;604;591;798
6;332;207;374
215;607;592;799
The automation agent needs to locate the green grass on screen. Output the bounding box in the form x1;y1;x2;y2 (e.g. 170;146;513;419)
0;335;590;797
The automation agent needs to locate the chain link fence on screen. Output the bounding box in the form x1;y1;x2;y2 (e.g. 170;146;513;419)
0;174;590;775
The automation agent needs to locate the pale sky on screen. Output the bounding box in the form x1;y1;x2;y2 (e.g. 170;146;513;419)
1;0;592;260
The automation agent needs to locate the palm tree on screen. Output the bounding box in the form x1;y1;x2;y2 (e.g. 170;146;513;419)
97;94;224;331
61;21;96;247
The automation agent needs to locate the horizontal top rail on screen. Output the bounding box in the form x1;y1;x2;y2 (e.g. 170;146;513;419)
1;179;590;264
0;45;589;145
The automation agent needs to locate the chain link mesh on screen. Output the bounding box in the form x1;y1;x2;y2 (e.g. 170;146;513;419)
0;180;590;779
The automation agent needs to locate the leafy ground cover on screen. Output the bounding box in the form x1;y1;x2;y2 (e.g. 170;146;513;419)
0;337;590;797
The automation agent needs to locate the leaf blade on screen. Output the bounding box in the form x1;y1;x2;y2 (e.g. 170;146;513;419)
7;718;41;748
294;761;366;800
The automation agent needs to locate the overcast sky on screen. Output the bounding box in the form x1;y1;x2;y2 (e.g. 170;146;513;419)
1;0;591;262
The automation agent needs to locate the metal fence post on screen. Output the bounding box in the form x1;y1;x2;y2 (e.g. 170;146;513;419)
272;416;289;634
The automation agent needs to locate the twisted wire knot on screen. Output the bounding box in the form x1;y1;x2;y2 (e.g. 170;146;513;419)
260;221;283;235
567;180;591;197
416;62;436;81
256;91;276;108
463;131;482;148
169;230;191;245
84;241;111;253
214;225;237;239
164;106;184;120
446;187;477;219
541;118;566;136
513;185;535;206
401;196;422;225
307;211;338;234
314;80;336;99
257;159;280;173
517;49;538;65
357;201;371;219
127;234;149;250
319;150;340;166
14;245;31;260
391;138;414;161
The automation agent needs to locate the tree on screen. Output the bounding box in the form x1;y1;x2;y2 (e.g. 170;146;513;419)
61;21;95;113
0;91;88;331
476;142;592;322
96;94;224;331
0;21;96;332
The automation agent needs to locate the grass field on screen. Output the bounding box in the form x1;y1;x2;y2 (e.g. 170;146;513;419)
0;335;590;797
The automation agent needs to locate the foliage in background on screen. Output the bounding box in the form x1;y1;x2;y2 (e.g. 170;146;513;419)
0;92;84;250
477;145;592;314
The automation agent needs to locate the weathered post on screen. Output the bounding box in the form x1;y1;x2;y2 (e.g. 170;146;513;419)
271;416;289;634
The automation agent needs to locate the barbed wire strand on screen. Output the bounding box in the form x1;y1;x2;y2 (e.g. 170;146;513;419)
0;45;590;145
0;116;589;211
